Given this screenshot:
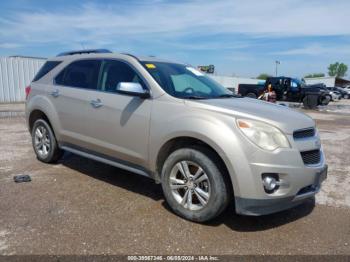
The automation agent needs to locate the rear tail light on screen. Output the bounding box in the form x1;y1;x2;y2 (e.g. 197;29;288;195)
237;84;240;94
25;85;31;100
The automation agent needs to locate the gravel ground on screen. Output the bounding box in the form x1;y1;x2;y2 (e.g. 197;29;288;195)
0;100;349;255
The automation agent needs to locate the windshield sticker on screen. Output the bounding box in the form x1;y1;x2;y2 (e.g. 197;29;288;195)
186;67;204;76
145;63;156;69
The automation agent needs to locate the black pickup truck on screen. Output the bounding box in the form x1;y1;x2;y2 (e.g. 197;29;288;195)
237;77;331;108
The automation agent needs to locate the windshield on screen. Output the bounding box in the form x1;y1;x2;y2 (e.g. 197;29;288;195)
292;78;306;87
141;61;234;99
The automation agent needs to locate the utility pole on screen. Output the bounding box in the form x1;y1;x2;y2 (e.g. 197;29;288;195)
275;60;280;76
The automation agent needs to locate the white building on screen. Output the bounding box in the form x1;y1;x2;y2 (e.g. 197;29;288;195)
304;76;350;87
208;75;263;92
0;56;45;103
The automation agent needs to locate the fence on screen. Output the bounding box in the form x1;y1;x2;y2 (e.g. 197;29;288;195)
0;56;46;103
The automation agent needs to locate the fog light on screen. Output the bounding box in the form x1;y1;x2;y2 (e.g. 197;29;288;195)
263;176;277;191
262;174;279;193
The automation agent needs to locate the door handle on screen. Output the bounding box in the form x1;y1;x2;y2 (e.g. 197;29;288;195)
50;89;59;97
90;99;103;108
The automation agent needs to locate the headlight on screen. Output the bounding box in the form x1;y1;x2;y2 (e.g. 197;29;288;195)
237;119;290;151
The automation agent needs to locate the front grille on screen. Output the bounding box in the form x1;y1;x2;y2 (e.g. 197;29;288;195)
293;128;315;139
300;150;321;165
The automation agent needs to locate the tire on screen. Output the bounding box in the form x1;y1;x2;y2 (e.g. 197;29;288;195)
246;92;257;99
320;95;331;105
31;119;63;163
303;95;318;109
161;147;231;222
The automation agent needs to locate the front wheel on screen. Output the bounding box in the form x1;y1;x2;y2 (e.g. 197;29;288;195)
161;147;231;222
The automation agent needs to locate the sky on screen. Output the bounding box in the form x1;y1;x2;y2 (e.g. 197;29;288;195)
0;0;350;78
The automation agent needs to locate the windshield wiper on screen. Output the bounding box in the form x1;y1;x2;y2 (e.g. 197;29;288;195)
183;96;208;100
215;94;241;98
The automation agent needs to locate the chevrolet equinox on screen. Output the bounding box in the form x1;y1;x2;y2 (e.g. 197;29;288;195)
25;49;327;222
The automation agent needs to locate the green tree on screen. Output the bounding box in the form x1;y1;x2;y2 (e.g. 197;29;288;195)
257;73;272;80
328;62;348;77
304;73;325;78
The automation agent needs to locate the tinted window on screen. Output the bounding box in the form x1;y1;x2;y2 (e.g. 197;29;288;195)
100;60;145;93
33;61;61;82
55;60;101;89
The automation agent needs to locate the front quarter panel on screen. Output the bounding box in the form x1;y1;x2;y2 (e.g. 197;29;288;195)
148;96;258;197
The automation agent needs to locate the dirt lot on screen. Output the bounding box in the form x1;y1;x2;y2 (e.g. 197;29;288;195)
0;101;349;255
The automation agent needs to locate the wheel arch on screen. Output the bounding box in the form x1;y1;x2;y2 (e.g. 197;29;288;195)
26;95;61;139
29;110;50;132
154;136;234;196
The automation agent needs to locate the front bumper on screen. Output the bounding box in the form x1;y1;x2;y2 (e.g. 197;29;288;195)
214;120;327;216
235;164;327;216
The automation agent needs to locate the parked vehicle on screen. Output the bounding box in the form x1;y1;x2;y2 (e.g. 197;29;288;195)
238;77;331;109
326;87;342;101
329;91;342;101
26;50;327;222
307;83;332;105
237;84;265;98
333;86;350;99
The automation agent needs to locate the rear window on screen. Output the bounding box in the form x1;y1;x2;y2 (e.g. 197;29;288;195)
55;60;101;90
33;61;62;82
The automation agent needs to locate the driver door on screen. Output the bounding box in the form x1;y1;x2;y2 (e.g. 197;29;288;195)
84;59;152;167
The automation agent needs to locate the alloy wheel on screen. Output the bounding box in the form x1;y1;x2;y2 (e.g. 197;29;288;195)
34;125;51;158
169;161;211;211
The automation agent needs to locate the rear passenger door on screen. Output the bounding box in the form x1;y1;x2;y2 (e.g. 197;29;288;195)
51;59;102;148
86;59;152;167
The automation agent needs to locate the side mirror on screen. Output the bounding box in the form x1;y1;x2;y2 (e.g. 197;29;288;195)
116;82;150;98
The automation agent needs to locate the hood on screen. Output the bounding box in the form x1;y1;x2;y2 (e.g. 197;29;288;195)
185;98;315;135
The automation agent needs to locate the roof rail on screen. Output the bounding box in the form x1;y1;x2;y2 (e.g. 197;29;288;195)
57;49;112;57
121;53;140;61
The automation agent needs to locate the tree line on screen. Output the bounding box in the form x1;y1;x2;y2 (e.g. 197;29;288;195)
257;62;348;80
